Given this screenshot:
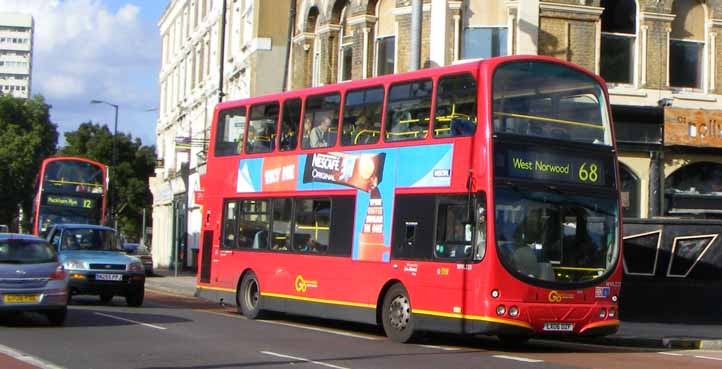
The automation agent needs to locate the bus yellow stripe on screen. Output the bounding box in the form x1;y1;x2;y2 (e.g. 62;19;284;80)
261;292;376;309
580;319;620;332
413;309;534;330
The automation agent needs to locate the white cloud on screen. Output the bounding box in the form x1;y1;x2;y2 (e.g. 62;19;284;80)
0;0;160;145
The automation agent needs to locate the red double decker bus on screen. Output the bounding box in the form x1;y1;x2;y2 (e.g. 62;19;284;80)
197;55;622;343
32;157;108;237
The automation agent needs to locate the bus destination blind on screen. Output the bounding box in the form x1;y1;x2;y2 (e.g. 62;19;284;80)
43;195;96;209
496;147;609;186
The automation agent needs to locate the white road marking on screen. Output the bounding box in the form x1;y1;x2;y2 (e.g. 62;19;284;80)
196;309;383;340
0;344;68;369
418;344;461;351
261;350;352;369
658;352;684;356
94;312;167;330
493;355;544;363
258;319;383;341
695;355;722;361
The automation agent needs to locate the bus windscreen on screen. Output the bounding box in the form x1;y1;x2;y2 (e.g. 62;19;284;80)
43;160;104;194
492;61;612;146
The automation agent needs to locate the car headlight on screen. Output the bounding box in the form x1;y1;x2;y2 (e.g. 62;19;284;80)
63;260;86;270
128;262;144;273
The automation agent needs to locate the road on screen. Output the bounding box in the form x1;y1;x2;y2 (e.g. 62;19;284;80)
0;290;721;369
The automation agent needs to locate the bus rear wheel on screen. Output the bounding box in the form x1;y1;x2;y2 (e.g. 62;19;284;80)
238;271;263;319
381;284;417;343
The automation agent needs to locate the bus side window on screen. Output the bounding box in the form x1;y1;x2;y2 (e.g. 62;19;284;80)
433;196;470;260
385;79;433;142
280;98;301;151
434;73;477;138
341;87;383;146
214;107;246;157
302;93;341;149
221;201;238;249
271;198;293;251
246;102;279;154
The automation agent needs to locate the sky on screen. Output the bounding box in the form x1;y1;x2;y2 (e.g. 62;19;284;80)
0;0;168;147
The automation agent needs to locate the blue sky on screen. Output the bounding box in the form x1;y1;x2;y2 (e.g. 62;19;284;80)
0;0;168;147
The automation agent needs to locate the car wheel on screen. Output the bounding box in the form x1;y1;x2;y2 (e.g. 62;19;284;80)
99;293;113;304
125;287;144;307
381;284;417;343
238;271;263;319
46;307;67;326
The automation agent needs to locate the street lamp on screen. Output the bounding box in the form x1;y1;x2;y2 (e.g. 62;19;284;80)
90;99;119;230
90;99;119;167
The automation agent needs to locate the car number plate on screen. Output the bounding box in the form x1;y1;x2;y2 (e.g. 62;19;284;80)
3;294;40;304
543;322;574;332
96;273;123;281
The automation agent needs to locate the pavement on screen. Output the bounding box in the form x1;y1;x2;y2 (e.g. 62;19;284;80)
145;269;722;350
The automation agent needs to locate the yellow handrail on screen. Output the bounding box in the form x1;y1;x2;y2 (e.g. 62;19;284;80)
494;112;603;130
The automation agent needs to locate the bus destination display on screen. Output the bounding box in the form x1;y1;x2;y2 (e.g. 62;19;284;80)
43;195;96;209
495;146;610;186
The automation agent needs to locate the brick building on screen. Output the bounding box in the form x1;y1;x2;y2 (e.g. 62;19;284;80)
285;1;722;320
286;0;722;222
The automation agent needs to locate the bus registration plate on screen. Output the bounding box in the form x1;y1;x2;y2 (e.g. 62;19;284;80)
96;273;122;281
543;322;573;332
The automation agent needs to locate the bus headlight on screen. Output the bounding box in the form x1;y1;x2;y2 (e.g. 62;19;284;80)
496;305;506;316
599;308;607;319
608;308;616;318
128;262;144;273
63;260;86;270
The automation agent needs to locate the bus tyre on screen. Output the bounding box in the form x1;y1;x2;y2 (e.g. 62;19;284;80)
239;272;263;319
382;284;416;343
125;287;144;307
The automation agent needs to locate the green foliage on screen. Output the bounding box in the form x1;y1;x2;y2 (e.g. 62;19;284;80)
60;123;155;240
0;95;58;229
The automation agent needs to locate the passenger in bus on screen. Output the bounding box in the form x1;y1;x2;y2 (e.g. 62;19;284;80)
310;117;332;148
353;116;375;144
301;118;312;148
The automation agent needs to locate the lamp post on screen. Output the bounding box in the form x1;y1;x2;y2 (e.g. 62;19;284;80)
90;99;119;229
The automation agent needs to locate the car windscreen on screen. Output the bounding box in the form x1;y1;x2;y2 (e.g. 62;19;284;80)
0;239;57;264
61;229;122;252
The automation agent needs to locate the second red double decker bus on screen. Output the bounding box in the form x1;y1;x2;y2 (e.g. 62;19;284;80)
196;55;622;343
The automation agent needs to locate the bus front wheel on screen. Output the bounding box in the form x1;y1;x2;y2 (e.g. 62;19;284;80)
238;271;263;319
381;284;417;343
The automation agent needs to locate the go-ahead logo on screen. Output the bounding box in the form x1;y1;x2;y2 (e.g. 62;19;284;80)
548;290;575;303
294;275;318;293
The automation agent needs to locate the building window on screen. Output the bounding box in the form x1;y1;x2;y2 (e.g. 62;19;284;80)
375;0;395;76
665;162;722;217
462;27;507;59
337;4;353;82
600;0;636;84
670;0;706;89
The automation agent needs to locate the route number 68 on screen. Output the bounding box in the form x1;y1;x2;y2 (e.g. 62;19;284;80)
578;163;598;183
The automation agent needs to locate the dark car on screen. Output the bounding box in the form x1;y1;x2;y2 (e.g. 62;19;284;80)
46;224;145;307
123;243;153;276
0;233;68;325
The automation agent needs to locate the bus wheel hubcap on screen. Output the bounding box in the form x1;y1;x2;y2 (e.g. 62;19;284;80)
245;280;259;309
389;295;410;330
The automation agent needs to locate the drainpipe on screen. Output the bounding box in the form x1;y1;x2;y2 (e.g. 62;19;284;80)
218;0;228;103
409;0;422;71
282;0;297;91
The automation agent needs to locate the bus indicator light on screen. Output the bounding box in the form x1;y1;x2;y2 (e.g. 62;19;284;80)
491;289;500;298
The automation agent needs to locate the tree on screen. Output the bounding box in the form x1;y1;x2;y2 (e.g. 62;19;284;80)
60;122;155;240
0;95;58;230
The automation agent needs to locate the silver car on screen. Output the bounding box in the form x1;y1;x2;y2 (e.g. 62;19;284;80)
0;233;68;325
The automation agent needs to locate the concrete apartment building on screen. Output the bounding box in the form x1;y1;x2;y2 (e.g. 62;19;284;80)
150;0;290;269
0;13;33;99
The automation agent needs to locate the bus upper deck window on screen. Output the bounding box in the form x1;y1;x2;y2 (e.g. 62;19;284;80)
434;73;477;138
215;107;247;156
385;79;432;142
